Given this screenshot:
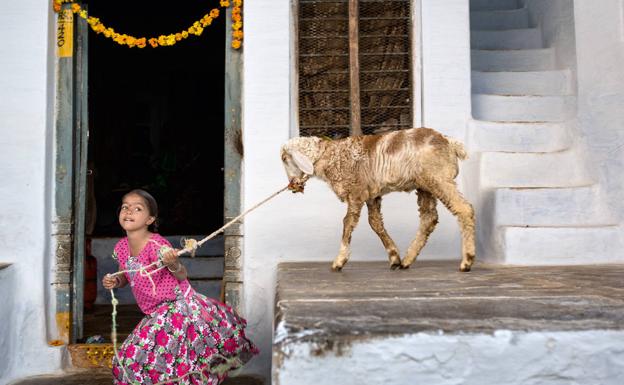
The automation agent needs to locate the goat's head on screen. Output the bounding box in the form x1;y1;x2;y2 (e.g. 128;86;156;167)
280;137;321;193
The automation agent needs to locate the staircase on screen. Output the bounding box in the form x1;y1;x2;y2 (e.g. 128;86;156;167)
469;0;622;264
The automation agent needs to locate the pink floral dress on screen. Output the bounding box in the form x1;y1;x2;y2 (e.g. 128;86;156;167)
111;233;258;385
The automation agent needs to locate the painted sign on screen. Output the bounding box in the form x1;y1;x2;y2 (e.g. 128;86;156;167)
57;9;73;57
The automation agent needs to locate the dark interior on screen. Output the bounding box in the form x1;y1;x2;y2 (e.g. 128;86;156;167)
86;0;225;236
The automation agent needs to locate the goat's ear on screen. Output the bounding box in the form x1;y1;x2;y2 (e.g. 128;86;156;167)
291;150;315;175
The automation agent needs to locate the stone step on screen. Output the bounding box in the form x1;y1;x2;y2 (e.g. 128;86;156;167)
472;70;573;95
471;28;543;50
470;8;530;30
11;369;262;385
274;261;624;384
470;0;519;11
469;120;571;152
472;94;576;122
494;186;615;227
501;225;624;265
472;48;556;71
480;150;592;188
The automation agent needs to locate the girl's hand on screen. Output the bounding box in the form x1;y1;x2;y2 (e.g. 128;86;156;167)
102;274;119;290
162;248;180;270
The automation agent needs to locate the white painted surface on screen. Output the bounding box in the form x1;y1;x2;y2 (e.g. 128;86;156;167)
503;225;624;264
468;0;624;265
574;0;624;226
471;48;556;71
472;94;576;122
480;148;592;188
471;28;543;50
470;7;530;30
0;2;63;382
243;0;472;380
274;331;624;385
472;70;573;96
469;120;571;153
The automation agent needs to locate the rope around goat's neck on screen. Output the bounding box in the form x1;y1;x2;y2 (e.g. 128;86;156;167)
110;184;290;384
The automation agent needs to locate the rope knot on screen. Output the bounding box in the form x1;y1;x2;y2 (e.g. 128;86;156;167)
181;237;199;257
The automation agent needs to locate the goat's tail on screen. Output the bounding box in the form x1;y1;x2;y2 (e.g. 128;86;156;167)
447;138;468;160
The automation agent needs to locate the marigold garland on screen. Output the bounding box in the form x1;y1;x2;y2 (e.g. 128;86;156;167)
54;0;243;49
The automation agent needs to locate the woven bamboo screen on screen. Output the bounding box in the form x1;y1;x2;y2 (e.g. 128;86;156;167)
298;0;412;138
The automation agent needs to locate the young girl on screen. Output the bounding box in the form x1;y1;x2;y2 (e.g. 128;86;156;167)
102;189;258;384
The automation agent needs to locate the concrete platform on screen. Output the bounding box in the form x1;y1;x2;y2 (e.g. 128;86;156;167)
11;369;262;385
273;261;624;385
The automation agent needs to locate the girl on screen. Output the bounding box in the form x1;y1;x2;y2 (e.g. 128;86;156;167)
102;189;258;384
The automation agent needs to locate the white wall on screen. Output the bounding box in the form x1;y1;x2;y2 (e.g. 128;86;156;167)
522;0;577;85
574;0;624;224
0;1;63;383
242;0;471;380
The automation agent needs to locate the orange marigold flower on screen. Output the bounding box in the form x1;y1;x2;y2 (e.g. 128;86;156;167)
53;1;62;13
232;39;241;49
220;0;230;7
232;21;242;30
79;10;87;19
232;14;241;22
175;33;182;41
182;31;189;39
126;36;136;47
71;4;81;13
210;9;220;18
233;6;242;14
233;30;243;39
136;38;147;48
148;38;158;48
233;0;242;7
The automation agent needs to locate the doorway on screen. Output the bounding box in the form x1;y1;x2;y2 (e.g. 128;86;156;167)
79;0;226;342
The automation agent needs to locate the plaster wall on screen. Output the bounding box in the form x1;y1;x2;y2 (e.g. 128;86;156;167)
573;0;624;224
0;2;63;382
242;0;472;380
275;331;624;385
522;0;577;85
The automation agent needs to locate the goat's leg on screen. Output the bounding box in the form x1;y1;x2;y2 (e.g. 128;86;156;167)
332;200;363;271
430;181;476;272
366;197;401;269
400;189;439;269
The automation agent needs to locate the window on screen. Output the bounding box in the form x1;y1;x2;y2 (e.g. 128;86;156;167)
297;0;413;138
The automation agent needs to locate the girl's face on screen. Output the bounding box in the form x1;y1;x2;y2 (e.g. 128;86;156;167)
119;193;155;233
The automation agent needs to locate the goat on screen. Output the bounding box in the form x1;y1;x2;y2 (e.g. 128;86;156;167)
280;127;475;272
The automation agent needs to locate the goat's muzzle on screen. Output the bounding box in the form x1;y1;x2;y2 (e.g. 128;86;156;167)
288;175;309;193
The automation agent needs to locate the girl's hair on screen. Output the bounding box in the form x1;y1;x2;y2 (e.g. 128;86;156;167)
122;189;159;232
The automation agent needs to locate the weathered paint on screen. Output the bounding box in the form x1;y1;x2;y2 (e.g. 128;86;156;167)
53;3;75;346
224;5;244;315
71;9;89;342
55;312;71;343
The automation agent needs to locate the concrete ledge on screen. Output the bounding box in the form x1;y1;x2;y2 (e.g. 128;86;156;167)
273;261;624;384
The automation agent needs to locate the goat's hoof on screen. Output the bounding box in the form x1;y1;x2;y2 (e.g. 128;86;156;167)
390;263;401;270
331;265;343;272
459;264;472;272
399;263;411;270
